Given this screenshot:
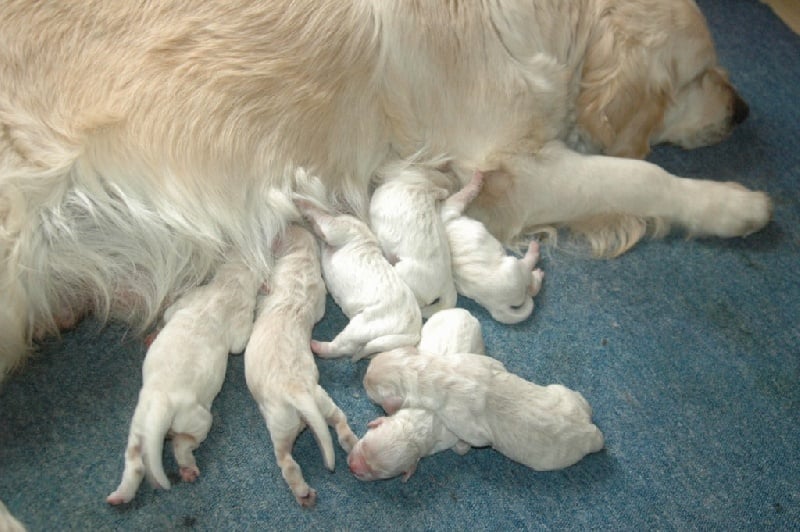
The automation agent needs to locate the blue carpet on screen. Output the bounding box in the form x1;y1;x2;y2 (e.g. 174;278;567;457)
1;0;799;529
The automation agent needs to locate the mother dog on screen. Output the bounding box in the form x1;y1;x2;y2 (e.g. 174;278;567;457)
0;0;770;377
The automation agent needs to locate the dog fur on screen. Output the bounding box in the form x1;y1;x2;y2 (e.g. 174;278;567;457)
106;260;259;505
244;225;357;507
418;308;486;357
294;194;421;361
364;347;605;471
442;172;544;324
348;308;484;481
0;0;770;378
369;162;458;318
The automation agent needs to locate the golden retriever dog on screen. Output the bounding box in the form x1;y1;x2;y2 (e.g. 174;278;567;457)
0;0;771;379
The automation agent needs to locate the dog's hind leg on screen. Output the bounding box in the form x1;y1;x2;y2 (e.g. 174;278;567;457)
261;404;317;508
315;385;358;453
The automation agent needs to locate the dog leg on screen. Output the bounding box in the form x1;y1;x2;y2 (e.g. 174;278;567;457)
315;385;358;453
270;427;317;508
440;170;484;223
172;434;201;482
486;141;771;246
107;434;146;505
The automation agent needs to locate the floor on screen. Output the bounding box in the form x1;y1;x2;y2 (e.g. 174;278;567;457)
763;0;800;33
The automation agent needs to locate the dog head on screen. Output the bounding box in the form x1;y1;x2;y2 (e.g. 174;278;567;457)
578;0;747;158
363;346;421;413
347;415;424;481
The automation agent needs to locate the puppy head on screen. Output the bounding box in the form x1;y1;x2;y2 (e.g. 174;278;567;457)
578;0;746;158
348;416;422;481
363;347;419;413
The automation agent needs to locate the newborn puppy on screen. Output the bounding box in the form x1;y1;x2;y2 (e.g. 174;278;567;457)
348;308;483;481
418;308;485;356
370;163;458;317
107;260;259;505
244;225;357;507
442;172;544;324
347;409;467;482
364;347;604;471
294;196;421;360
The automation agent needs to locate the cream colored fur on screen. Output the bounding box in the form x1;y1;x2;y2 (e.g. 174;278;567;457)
0;0;770;379
106;260;259;505
244;225;357;507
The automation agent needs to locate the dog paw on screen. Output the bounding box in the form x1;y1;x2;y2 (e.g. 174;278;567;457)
180;465;200;483
687;182;772;238
295;488;317;508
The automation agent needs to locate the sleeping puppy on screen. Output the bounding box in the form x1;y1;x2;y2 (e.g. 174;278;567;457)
107;260;259;505
363;347;604;472
348;409;467;482
244;225;357;507
369;163;458;318
294;195;421;361
348;308;483;481
442;172;544;324
417;308;485;356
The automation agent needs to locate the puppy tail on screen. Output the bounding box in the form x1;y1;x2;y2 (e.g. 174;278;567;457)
136;392;174;490
296;394;336;471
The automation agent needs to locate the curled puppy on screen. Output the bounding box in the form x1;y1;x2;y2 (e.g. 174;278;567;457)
418;308;485;356
347;409;468;482
294;195;421;361
244;225;357;507
364;347;604;471
442;172;544;324
369;163;458;317
107;261;259;505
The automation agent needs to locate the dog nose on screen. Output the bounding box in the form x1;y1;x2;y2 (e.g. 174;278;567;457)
732;94;749;125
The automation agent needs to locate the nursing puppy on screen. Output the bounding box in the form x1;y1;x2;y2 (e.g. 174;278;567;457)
294;196;421;361
348;308;484;481
363;347;604;471
106;261;259;505
442;172;544;324
244;225;357;507
369;163;458;317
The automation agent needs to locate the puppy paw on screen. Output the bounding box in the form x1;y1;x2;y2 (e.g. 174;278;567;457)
295;488;317;508
529;268;544;296
180;465;200;483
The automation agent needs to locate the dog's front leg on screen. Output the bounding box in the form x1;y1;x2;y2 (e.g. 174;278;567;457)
474;140;771;247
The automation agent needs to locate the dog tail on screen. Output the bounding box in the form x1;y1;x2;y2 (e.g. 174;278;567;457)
134;391;174;490
295;393;336;471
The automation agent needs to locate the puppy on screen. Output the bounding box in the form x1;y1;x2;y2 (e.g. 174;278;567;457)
417;308;485;356
369;163;458;317
244;225;357;507
106;261;259;505
294;195;421;361
348;308;484;481
442;172;544;324
364;347;604;471
347;409;467;482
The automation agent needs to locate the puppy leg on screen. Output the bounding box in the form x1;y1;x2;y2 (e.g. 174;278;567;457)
107;434;146;505
315;385;358;453
440;171;484;223
263;407;317;508
358;334;421;360
311;314;375;359
172;434;201;482
520;241;545;296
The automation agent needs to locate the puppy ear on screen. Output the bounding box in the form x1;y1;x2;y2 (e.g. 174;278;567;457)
382;396;403;415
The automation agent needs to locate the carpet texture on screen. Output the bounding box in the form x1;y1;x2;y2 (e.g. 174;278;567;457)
1;0;798;529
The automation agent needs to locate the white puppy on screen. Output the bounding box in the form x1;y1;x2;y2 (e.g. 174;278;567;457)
348;308;484;481
442;172;544;324
347;409;467;482
294;196;421;361
244;225;357;507
417;308;485;356
363;347;604;472
106;261;259;505
369;164;458;317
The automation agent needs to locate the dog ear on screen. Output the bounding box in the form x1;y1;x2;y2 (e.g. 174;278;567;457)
367;417;387;429
577;16;670;158
382;396;403;415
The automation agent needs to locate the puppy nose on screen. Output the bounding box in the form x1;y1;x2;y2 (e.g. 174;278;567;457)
732;94;749;125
